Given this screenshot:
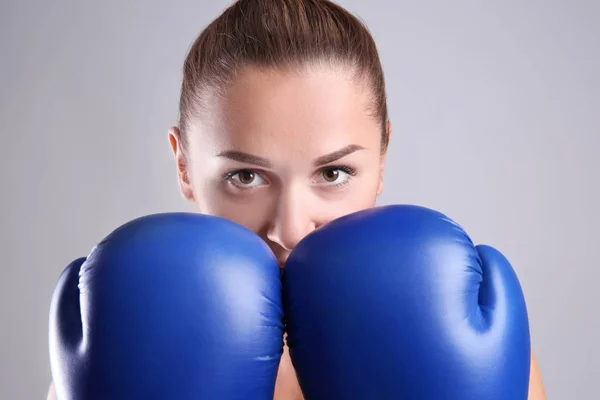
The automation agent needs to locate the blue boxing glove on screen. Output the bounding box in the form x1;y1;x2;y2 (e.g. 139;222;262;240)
284;205;530;399
49;213;284;400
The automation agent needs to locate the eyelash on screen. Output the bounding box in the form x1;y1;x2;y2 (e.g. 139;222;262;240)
223;165;357;189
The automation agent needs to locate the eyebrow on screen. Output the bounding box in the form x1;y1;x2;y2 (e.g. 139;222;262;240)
216;144;365;168
313;144;365;166
216;150;271;167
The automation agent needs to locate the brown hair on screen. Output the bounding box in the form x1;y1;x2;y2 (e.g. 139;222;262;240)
177;0;389;152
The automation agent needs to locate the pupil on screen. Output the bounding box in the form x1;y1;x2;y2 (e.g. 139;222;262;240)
324;169;339;182
239;171;255;184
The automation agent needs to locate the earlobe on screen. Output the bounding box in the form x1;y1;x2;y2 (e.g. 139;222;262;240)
377;121;391;196
384;120;392;151
168;127;195;203
376;162;385;196
377;158;385;196
377;181;384;196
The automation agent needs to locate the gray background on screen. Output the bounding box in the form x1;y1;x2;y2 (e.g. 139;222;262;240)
1;0;598;398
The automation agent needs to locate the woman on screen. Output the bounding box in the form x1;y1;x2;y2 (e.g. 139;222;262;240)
48;0;547;398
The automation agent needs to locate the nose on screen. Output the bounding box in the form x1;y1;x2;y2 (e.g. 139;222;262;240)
266;188;315;252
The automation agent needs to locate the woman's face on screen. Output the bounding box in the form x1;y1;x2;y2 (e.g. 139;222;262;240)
170;65;389;267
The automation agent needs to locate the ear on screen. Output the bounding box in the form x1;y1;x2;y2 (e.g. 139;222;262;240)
168;127;195;203
377;121;392;196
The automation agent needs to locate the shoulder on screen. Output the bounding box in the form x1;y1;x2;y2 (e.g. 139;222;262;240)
46;382;56;400
528;351;547;400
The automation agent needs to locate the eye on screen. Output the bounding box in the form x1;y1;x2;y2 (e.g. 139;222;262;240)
315;165;356;187
226;169;265;188
322;168;341;182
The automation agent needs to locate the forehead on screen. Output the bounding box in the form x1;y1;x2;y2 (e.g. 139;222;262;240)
194;65;381;158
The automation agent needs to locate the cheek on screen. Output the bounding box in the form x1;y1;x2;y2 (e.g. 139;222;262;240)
191;179;276;234
184;147;280;236
316;168;381;224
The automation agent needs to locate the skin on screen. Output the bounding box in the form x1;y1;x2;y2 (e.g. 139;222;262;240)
47;64;547;400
